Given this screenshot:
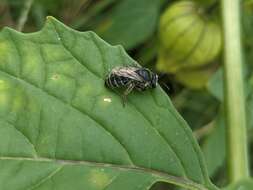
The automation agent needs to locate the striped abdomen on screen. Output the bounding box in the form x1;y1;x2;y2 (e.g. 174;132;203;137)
105;74;130;88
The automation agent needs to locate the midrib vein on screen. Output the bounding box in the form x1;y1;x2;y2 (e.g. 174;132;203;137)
0;156;207;190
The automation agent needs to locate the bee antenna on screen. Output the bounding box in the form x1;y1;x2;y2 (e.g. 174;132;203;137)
158;73;167;80
161;82;170;92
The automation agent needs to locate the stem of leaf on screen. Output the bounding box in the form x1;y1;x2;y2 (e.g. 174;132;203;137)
16;0;34;31
222;0;249;182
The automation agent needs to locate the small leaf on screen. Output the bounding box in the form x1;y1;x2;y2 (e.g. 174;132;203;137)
202;110;226;177
207;69;224;101
207;68;252;101
0;17;216;190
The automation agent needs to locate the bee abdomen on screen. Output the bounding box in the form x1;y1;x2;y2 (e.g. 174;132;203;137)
105;74;130;88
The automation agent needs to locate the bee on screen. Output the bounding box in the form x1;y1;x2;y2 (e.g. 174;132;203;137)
105;66;158;106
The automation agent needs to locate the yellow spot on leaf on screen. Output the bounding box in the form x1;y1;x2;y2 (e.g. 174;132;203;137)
51;74;60;80
11;94;24;112
0;93;8;106
0;79;10;90
0;80;10;108
0;41;9;57
89;169;110;188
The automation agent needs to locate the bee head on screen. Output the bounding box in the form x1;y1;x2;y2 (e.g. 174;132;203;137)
135;68;158;90
136;69;151;80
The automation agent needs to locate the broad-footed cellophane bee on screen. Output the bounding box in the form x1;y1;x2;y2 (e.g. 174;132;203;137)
105;66;158;106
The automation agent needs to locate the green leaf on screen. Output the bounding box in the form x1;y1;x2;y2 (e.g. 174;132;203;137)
202;110;226;177
207;69;224;101
0;17;216;190
207;68;251;102
97;0;161;50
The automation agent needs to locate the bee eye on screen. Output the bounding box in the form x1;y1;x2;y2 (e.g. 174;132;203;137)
136;69;151;81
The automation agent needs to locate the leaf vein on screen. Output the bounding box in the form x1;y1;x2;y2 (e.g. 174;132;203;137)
0;156;208;190
27;166;63;190
0;118;38;158
51;22;102;79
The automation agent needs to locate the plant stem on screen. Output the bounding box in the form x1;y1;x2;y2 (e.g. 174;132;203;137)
16;0;34;31
222;0;249;182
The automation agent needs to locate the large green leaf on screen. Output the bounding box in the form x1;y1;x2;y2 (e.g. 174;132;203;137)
0;17;216;190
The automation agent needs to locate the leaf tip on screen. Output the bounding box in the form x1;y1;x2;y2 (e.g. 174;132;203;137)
0;26;13;34
46;16;56;22
45;16;63;28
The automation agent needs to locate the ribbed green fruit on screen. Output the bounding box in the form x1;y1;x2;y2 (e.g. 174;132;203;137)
157;1;222;73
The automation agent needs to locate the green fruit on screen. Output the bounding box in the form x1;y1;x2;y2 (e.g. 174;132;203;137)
157;1;222;73
174;67;214;89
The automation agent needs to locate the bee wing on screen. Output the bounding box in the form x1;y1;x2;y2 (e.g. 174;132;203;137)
111;67;144;82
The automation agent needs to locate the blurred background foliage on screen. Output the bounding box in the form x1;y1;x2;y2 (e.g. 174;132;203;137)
0;0;253;188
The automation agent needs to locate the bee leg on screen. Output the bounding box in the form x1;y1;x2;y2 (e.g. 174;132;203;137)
122;83;135;107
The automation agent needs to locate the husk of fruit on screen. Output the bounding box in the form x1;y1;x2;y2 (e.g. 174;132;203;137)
157;1;222;74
